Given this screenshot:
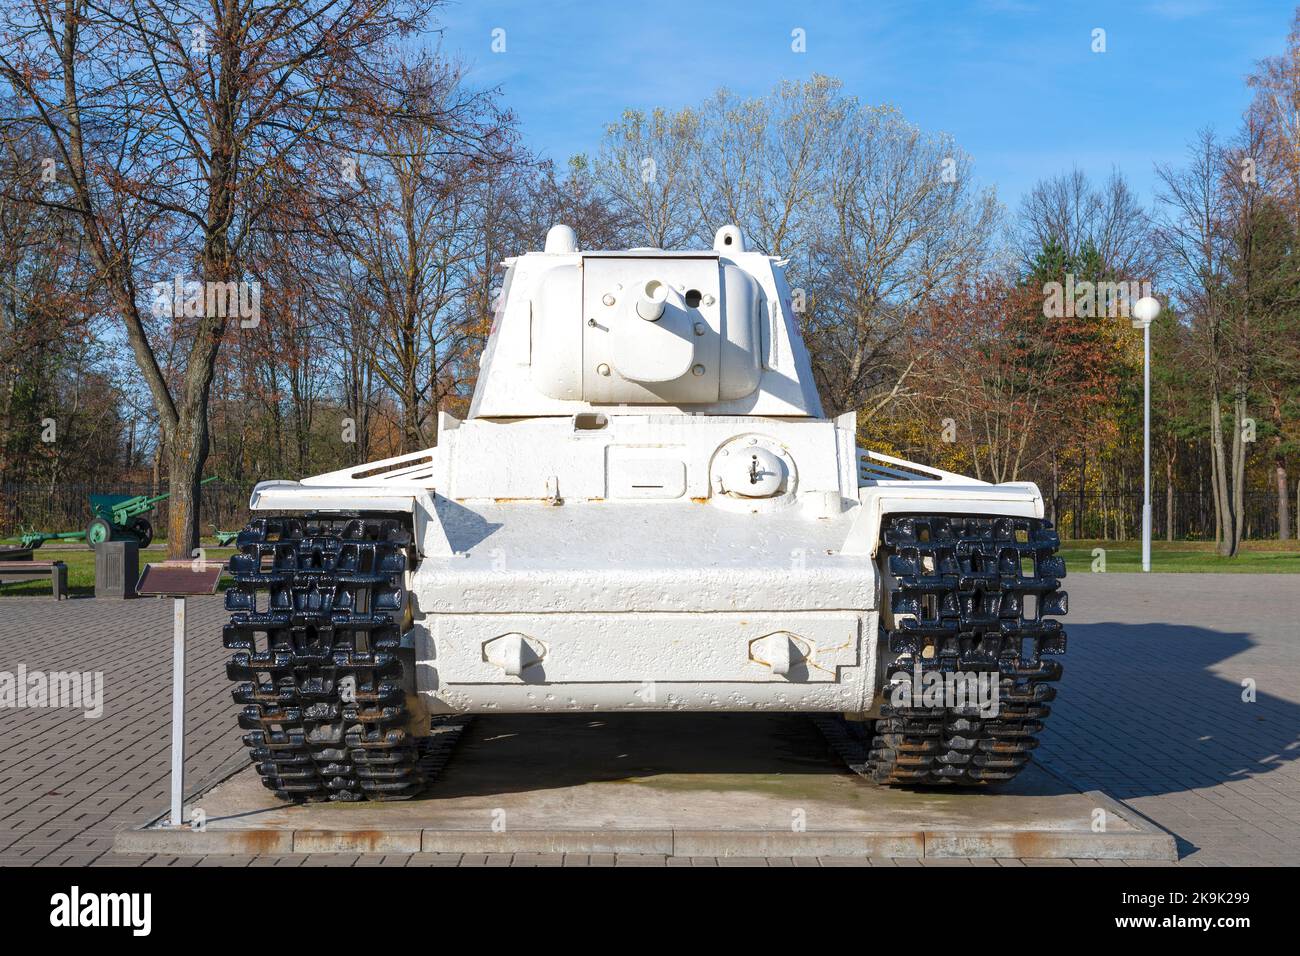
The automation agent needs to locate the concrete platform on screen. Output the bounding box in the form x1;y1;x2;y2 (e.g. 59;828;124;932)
117;714;1176;859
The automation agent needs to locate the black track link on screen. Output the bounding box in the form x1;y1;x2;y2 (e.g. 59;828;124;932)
847;514;1067;786
223;515;427;802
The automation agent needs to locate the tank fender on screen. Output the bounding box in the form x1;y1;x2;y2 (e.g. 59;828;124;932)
842;484;1045;557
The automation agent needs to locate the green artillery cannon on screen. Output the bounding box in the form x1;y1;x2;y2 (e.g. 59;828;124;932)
17;529;86;550
16;476;219;550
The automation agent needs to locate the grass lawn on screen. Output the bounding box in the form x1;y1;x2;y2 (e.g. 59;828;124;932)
1058;539;1300;573
0;544;237;597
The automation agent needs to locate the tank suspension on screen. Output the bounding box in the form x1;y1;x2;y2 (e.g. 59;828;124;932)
223;514;431;801
820;514;1068;786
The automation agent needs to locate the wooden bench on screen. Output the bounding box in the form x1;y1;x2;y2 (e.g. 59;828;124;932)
0;558;68;600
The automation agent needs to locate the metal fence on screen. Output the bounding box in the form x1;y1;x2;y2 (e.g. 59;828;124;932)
1051;491;1289;541
0;482;253;540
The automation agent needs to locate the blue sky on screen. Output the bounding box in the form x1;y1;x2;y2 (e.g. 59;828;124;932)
427;0;1294;215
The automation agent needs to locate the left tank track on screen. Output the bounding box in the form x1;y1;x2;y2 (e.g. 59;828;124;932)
223;514;427;802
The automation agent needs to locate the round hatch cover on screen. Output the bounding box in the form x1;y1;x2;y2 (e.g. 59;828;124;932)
712;435;796;501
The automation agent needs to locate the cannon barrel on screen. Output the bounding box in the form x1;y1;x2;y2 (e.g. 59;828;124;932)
106;475;220;522
635;279;668;321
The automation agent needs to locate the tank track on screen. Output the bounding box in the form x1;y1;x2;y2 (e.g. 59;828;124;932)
223;514;427;802
827;514;1068;786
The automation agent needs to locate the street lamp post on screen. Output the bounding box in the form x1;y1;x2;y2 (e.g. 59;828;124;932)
1132;296;1161;573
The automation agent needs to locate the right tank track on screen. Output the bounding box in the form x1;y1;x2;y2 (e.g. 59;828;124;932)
223;514;428;801
824;513;1069;786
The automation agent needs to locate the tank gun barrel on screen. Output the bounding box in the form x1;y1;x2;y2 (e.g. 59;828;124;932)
635;279;668;321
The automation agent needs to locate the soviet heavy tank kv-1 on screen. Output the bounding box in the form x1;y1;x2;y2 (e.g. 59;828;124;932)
223;223;1068;801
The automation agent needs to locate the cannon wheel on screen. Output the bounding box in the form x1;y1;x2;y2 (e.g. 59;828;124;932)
130;517;154;549
85;516;114;548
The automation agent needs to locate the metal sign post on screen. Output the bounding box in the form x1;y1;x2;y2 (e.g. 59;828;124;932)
170;597;187;827
138;561;225;828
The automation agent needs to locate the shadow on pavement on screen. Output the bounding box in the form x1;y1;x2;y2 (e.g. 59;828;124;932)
417;620;1298;810
1037;622;1299;801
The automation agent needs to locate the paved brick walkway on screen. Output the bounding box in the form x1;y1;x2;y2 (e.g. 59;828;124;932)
0;572;1296;867
1034;574;1300;866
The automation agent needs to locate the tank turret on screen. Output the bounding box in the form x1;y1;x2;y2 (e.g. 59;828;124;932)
472;224;822;417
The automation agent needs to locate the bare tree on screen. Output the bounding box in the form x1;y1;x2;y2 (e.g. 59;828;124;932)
1246;11;1300;539
689;76;846;257
1017;168;1153;278
1154;130;1250;556
595;106;702;250
808;104;999;418
516;155;628;252
323;55;517;452
0;0;439;555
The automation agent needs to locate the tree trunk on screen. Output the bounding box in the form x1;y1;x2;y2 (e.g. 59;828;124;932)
1077;452;1086;540
1231;390;1247;551
1273;395;1291;540
1050;456;1059;528
1116;472;1126;542
1165;447;1175;542
402;379;422;454
166;411;209;559
1210;389;1234;556
161;9;240;560
151;438;161;497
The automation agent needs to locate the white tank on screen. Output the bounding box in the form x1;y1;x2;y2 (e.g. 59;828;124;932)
227;225;1068;800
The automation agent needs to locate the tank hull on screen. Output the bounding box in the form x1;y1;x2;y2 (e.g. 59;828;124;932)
245;412;1048;719
406;500;880;713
